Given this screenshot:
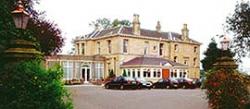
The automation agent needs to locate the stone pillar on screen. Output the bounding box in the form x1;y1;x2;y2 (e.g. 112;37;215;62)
140;68;143;79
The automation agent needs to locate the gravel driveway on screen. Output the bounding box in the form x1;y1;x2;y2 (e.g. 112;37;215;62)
67;85;208;109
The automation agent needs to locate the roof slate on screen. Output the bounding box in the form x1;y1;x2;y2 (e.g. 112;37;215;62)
77;26;200;44
121;56;187;67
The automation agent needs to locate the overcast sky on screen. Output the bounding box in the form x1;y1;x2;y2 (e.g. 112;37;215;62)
34;0;250;73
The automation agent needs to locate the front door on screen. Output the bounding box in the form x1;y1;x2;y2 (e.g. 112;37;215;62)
82;67;90;83
162;69;170;79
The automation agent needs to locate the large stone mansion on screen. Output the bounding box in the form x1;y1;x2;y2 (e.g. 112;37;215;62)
46;14;201;84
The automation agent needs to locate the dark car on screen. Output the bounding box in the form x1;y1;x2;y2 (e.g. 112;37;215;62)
104;76;140;90
152;79;171;89
169;78;179;89
135;78;153;89
192;78;202;88
176;78;196;89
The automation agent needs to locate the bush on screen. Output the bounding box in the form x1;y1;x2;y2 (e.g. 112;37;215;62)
108;69;115;78
0;60;73;109
204;68;250;109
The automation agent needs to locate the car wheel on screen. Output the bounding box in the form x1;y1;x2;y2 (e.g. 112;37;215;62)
120;85;124;90
105;84;109;89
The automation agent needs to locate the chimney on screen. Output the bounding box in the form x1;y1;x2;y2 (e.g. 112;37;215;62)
132;14;140;35
156;21;161;32
181;24;189;41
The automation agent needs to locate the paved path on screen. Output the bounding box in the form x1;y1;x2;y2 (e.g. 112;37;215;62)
67;86;208;109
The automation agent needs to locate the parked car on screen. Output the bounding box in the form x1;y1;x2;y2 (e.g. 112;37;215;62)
152;79;171;89
192;78;202;88
169;78;179;89
135;78;153;89
104;76;140;90
176;78;196;89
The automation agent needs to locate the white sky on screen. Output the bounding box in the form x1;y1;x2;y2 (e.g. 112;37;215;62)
34;0;250;73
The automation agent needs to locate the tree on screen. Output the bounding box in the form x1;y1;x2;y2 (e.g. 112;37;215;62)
89;18;131;30
0;0;64;56
227;1;250;59
201;38;234;71
112;19;131;28
0;0;72;108
27;19;64;55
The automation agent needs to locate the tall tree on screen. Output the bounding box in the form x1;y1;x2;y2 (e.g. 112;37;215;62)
227;1;250;59
201;38;234;71
201;38;221;71
89;18;131;30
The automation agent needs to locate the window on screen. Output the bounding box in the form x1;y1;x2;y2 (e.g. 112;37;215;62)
194;46;197;53
81;43;85;55
97;42;100;54
153;46;157;50
143;70;147;77
174;44;178;51
107;40;111;54
144;41;149;55
132;69;135;77
75;62;81;79
62;61;73;80
95;63;104;79
193;58;197;66
157;70;161;77
147;69;151;77
184;60;188;65
77;43;80;55
153;70;157;77
174;70;177;77
184;72;187;78
123;39;128;53
180;71;183;78
159;43;164;56
128;69;131;77
174;56;177;62
137;69;140;77
171;71;173;77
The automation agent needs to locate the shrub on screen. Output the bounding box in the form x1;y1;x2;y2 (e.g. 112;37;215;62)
204;68;250;109
0;60;73;109
108;69;115;78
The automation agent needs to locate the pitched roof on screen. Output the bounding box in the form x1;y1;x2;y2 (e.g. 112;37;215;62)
76;26;201;44
46;55;106;61
121;56;187;67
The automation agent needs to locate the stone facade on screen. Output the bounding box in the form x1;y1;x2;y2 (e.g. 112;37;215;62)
73;14;201;79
